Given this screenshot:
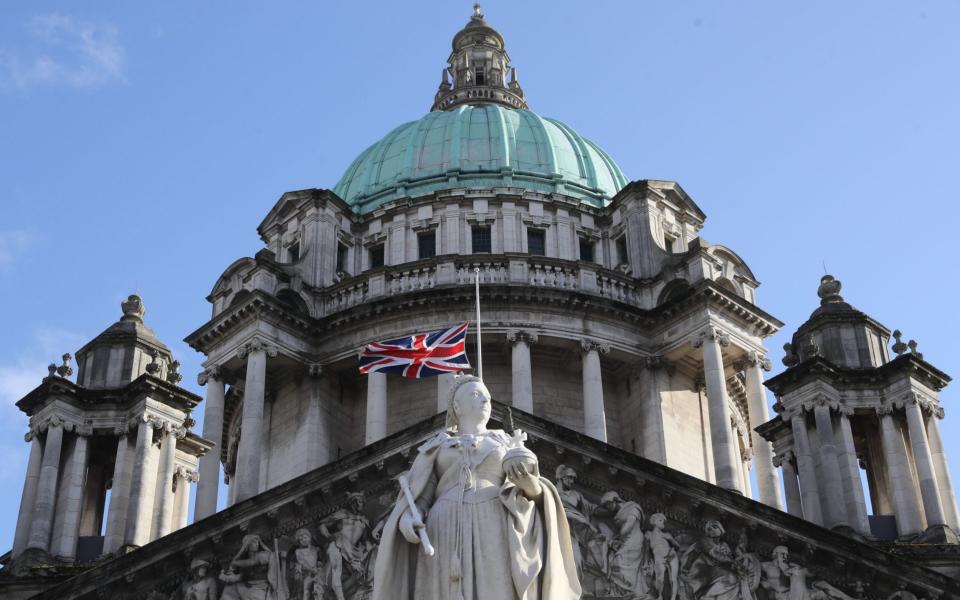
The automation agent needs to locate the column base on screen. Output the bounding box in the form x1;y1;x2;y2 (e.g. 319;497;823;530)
917;524;959;544
7;547;57;576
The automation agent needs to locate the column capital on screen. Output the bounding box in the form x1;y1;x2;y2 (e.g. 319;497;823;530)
197;365;223;386
803;394;839;414
692;326;730;348
173;466;199;492
773;450;795;467
307;363;326;378
113;424;131;438
580;339;610;355
631;355;669;378
238;338;278;359
735;351;772;372
896;391;943;417
506;329;539;346
875;404;896;417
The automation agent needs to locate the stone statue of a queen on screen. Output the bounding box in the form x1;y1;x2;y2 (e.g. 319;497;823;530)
372;375;581;600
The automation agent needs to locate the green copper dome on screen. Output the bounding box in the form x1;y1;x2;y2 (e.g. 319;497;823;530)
334;104;629;214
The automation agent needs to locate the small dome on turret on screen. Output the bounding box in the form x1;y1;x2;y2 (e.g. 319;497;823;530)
74;294;178;389
782;275;891;369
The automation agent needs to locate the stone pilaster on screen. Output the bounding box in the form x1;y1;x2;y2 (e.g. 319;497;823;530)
739;352;783;509
172;466;198;530
632;356;668;464
903;395;951;538
694;327;740;493
811;400;849;529
12;430;43;557
124;417;162;547
195;366;225;520
507;329;537;414
51;427;91;559
235;339;277;503
299;363;331;474
27;417;65;551
878;405;924;537
580;340;609;442
790;412;823;525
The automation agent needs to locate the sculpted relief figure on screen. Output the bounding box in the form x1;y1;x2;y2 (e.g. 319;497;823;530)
219;534;286;600
556;465;606;582
319;492;378;600
599;491;646;598
759;546;854;600
646;513;680;600
286;528;322;600
168;559;218;600
679;520;759;600
372;375;580;600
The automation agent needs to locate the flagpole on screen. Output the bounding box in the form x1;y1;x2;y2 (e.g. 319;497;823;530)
475;267;483;380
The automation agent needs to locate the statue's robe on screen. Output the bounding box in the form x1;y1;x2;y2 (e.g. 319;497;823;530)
372;430;580;600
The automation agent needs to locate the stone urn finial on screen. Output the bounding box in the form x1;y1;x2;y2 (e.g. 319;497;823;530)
145;350;162;375
121;294;146;322
817;275;844;306
56;353;73;378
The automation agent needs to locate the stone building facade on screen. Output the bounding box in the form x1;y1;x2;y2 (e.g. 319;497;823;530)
1;6;958;600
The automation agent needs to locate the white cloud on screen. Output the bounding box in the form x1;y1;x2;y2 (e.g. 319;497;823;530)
0;328;86;482
0;13;125;91
0;230;35;269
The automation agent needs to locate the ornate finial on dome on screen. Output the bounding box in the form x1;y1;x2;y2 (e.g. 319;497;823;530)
121;294;145;322
432;6;527;112
817;275;844;306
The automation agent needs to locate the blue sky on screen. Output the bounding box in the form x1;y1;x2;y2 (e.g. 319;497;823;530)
1;1;959;550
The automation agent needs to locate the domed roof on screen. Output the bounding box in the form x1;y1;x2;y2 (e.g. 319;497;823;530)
334;104;629;214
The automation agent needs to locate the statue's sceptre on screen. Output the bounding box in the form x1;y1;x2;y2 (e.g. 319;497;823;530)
398;474;435;556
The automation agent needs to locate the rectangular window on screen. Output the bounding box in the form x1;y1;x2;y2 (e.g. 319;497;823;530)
527;229;546;256
287;241;300;263
471;226;491;254
579;237;594;262
475;67;485;85
418;231;436;259
336;243;349;273
369;244;384;269
664;236;675;254
616;236;629;265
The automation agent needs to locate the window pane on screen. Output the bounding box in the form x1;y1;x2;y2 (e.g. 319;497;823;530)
418;232;436;259
616;236;628;265
579;238;594;262
369;244;384;268
336;244;348;273
287;242;300;263
528;229;546;256
471;226;491;254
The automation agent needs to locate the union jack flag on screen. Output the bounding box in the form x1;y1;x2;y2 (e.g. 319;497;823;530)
358;323;471;379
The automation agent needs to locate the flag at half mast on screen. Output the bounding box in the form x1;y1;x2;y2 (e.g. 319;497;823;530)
358;323;471;379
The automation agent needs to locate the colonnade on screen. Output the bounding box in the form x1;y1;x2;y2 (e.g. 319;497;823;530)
777;394;959;538
204;328;785;516
13;414;194;560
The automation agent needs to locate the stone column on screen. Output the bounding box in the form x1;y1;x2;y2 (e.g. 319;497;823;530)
926;410;960;530
776;452;804;518
580;340;609;442
904;396;947;530
790;412;823;525
634;356;668;464
195;367;225;521
879;407;924;536
812;402;849;529
103;428;133;554
51;429;90;559
124;417;161;547
507;330;537;414
27;418;65;551
153;425;182;538
365;371;387;444
741;353;783;509
173;467;196;530
12;431;44;557
836;412;871;534
235;339;276;503
695;327;740;492
740;450;754;499
299;364;331;475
